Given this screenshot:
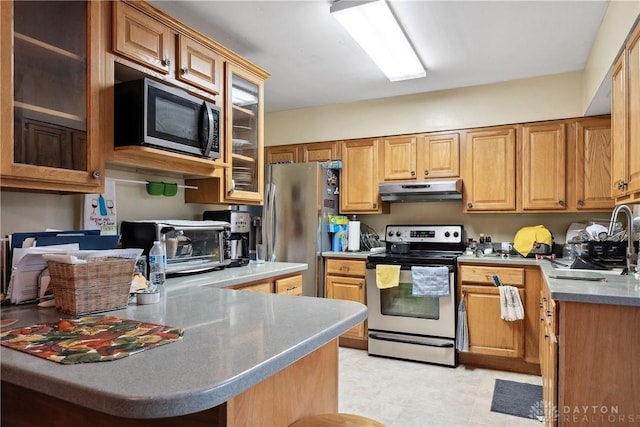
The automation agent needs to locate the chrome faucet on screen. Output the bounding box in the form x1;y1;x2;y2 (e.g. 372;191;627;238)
608;204;637;274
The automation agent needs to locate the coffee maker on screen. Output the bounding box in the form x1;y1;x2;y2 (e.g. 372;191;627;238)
203;210;250;267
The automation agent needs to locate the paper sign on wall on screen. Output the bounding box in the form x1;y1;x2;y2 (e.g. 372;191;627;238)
83;177;117;235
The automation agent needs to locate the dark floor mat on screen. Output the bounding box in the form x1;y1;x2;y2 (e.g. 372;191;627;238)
490;379;543;419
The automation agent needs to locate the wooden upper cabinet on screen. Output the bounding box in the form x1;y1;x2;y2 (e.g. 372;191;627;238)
0;0;106;193
611;52;628;199
113;1;174;75
177;35;223;95
265;145;299;164
224;63;264;204
463;127;517;212
573;118;614;211
611;22;640;203
302;141;340;162
341;139;387;214
419;132;460;179
521;122;566;211
626;24;640;198
382;135;417;180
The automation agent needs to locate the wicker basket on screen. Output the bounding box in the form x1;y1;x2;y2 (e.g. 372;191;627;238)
47;257;136;315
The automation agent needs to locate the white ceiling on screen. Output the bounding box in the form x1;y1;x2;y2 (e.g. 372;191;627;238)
149;0;610;114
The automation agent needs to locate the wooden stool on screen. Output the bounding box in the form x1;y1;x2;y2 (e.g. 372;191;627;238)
290;413;384;427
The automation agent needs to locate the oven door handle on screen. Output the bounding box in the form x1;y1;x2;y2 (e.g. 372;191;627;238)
368;332;454;348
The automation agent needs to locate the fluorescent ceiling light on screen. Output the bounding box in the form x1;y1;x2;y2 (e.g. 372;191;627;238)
330;0;426;82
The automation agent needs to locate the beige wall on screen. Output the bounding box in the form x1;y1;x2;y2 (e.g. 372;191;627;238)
265;72;584;146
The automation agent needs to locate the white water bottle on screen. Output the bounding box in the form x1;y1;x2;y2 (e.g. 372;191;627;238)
148;240;166;291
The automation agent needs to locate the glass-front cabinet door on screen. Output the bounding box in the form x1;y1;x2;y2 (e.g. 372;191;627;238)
224;63;264;204
0;1;104;193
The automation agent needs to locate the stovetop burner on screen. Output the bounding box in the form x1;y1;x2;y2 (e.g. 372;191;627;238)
368;224;465;267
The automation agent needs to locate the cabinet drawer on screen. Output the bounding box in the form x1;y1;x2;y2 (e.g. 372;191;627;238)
275;275;303;296
459;265;525;287
326;258;366;277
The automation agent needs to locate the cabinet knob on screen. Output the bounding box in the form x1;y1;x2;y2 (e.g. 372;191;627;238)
181;67;188;75
577;199;584;206
91;170;101;179
410;171;415;176
359;281;364;288
558;200;565;206
162;58;171;67
373;203;377;209
467;202;473;208
424;170;429;176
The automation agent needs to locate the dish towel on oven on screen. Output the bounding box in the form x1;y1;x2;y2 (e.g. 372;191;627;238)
376;264;400;289
456;297;469;352
410;266;450;297
498;285;524;321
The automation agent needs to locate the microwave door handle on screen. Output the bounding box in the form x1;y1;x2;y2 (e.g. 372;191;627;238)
200;102;215;157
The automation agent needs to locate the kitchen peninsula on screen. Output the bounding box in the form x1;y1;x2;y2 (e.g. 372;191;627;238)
1;262;368;426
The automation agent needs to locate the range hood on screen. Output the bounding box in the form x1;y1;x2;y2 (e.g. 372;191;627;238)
379;179;463;202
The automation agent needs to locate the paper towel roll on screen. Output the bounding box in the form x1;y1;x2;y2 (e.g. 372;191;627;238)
348;221;360;251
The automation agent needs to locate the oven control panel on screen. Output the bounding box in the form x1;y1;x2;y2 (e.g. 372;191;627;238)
385;225;463;243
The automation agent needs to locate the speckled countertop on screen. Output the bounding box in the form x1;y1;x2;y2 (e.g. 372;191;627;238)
0;262;367;419
457;254;640;307
164;261;309;290
322;250;381;259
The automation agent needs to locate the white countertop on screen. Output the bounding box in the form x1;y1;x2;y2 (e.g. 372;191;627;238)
0;262;367;419
457;254;640;306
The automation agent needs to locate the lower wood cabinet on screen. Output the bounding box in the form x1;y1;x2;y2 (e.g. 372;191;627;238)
539;285;558;427
325;258;367;349
228;274;303;295
540;280;640;426
457;263;541;374
460;284;525;358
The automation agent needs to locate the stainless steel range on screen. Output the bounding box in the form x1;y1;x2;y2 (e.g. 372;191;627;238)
366;224;464;367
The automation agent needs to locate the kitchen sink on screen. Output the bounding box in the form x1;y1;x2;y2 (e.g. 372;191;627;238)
550;266;626;276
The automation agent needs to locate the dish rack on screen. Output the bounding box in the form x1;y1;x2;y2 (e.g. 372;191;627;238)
360;224;383;251
47;257;135;315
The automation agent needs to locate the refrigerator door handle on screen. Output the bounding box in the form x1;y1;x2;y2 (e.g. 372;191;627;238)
269;183;277;261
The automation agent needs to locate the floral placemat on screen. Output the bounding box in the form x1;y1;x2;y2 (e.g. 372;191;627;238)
0;315;184;364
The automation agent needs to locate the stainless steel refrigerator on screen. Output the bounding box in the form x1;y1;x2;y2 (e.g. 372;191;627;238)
261;162;340;297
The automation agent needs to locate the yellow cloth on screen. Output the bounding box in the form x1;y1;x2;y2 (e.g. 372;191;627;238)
513;225;553;257
376;264;400;289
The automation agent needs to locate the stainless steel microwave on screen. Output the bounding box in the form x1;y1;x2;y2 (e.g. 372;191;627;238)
114;78;221;159
119;220;231;276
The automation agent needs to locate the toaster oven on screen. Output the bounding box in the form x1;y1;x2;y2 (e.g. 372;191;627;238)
119;220;231;276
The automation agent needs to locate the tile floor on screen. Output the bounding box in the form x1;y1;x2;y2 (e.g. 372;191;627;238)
338;347;542;427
